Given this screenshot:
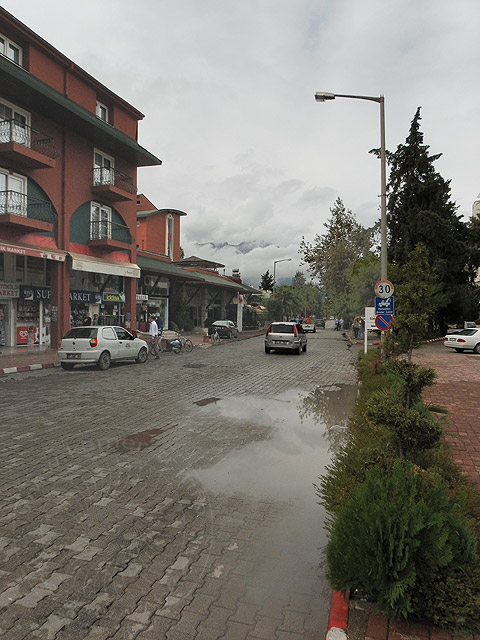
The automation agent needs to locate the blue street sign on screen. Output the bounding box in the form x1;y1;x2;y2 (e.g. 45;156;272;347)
375;296;394;315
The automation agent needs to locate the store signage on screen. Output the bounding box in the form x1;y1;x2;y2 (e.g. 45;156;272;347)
20;286;101;303
0;282;20;298
0;242;65;261
20;285;50;301
136;294;149;302
70;290;101;304
103;292;125;303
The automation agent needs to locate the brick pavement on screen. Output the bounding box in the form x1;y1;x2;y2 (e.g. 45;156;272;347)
344;344;480;640
0;330;358;639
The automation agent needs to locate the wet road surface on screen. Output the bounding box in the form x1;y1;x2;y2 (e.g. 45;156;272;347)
0;331;358;639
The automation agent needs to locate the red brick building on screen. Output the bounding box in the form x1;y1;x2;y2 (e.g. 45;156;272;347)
0;8;161;347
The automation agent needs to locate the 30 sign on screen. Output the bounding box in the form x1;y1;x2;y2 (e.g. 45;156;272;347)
375;280;394;299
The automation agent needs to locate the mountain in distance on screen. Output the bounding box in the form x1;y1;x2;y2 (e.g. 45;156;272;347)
196;240;274;254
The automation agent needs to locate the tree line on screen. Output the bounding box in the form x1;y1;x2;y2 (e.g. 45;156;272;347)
260;107;480;338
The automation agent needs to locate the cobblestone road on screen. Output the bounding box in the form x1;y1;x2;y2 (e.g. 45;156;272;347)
0;331;358;639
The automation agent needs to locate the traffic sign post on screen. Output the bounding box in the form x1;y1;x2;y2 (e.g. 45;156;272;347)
375;280;394;299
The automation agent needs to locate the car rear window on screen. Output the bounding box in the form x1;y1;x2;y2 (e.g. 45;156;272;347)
63;328;98;339
270;323;295;334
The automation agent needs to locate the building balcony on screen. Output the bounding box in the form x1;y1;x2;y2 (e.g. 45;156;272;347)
91;167;136;202
0;120;58;170
0;191;54;232
88;220;133;250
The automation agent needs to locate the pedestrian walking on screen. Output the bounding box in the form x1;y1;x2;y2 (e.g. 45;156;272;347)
149;314;160;359
353;316;360;339
334;318;339;331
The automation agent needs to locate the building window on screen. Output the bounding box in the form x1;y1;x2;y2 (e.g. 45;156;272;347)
0;33;23;65
0;169;27;217
166;214;174;259
93;149;114;185
96;101;109;123
0;99;30;146
90;202;112;239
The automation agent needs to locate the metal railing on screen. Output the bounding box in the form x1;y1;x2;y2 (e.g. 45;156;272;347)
92;167;136;194
0;119;58;159
0;190;56;224
90;219;132;244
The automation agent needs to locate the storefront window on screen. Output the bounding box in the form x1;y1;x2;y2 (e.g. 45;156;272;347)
15;255;25;282
26;256;45;285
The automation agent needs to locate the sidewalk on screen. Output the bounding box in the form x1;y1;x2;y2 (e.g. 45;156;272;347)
0;328;265;375
338;346;480;640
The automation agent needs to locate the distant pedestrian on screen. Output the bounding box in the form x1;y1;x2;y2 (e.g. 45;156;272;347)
149;315;160;359
92;314;99;326
334;318;339;331
83;313;92;326
339;318;344;331
353;316;360;339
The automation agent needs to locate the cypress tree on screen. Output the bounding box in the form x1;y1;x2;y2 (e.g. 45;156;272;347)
387;108;473;328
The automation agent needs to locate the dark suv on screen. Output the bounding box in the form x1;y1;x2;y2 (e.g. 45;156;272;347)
264;322;307;355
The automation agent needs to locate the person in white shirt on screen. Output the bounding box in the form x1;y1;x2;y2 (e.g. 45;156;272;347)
149;315;160;359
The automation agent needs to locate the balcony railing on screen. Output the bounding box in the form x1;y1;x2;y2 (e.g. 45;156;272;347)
90;220;133;245
0;190;55;224
92;167;136;194
0;119;58;159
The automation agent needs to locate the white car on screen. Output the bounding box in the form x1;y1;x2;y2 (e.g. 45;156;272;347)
58;326;148;370
444;328;480;354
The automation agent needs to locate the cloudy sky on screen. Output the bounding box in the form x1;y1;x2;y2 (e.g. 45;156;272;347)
5;0;480;285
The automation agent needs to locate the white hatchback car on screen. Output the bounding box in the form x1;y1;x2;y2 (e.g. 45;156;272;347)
444;328;480;354
58;326;148;370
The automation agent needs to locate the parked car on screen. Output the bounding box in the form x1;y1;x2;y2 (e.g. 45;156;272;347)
207;320;239;339
302;317;316;333
315;318;326;329
444;328;480;354
264;322;307;354
58;326;148;370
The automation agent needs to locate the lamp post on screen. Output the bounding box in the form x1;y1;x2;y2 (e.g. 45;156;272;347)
273;258;292;289
314;92;387;281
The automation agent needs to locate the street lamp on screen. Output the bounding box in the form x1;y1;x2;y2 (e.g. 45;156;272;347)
314;92;387;281
273;258;292;289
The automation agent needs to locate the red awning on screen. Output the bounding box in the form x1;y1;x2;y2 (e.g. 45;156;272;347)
0;241;66;262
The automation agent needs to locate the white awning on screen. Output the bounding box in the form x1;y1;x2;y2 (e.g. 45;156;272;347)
69;253;141;278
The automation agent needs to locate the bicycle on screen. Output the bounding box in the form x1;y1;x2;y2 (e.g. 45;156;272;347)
177;334;194;352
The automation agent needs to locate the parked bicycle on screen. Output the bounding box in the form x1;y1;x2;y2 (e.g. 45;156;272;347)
148;330;182;357
177;334;194;352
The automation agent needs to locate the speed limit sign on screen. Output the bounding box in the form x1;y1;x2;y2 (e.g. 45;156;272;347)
375;280;394;299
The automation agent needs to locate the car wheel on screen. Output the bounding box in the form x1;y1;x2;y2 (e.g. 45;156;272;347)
265;346;271;354
136;347;147;363
474;343;480;354
60;362;75;370
302;343;307;352
454;348;465;353
296;346;301;355
313;327;316;333
97;351;111;370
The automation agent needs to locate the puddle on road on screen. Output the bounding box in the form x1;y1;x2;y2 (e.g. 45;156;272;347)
194;397;221;406
194;384;356;500
115;428;164;453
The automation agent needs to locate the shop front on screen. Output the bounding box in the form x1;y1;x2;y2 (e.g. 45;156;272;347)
100;290;125;326
17;285;51;345
0;282;19;347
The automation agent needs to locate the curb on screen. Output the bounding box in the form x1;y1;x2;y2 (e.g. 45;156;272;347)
0;362;59;377
326;590;349;640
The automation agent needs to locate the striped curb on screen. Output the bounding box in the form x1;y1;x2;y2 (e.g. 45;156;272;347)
326;590;349;640
0;362;59;376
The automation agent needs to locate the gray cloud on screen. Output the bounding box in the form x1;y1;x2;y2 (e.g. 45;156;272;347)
7;0;480;282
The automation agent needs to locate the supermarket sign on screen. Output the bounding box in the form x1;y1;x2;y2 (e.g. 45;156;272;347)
0;282;20;298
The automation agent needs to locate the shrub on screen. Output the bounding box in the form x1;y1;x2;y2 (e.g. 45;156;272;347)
326;460;478;621
366;390;443;457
